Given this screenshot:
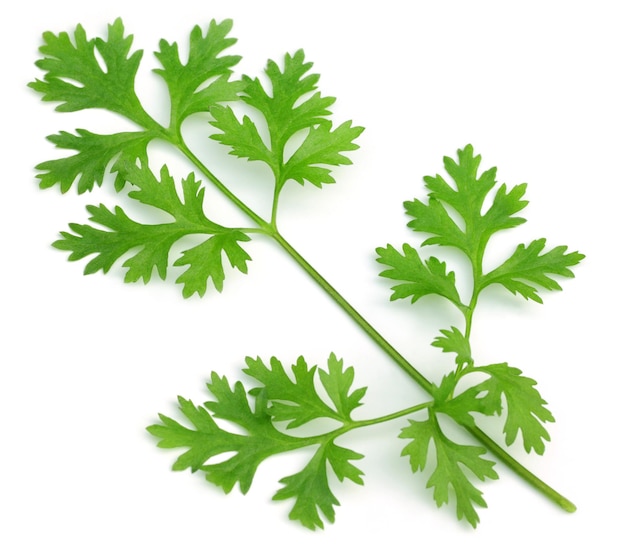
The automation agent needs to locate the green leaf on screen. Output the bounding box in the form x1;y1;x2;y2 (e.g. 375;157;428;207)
274;441;364;530
424;145;497;217
404;197;468;253
154;19;242;123
400;412;498;527
244;356;335;428
282;120;363;187
480;239;585;303
31;19;242;195
29;19;153;127
241;49;335;144
432;327;472;366
119;163;209;221
54;203;181;280
376;243;462;307
209;49;363;189
471;364;554;454
53;164;251;293
405;145;529;260
148;373;297;494
209;105;275;169
481;183;528;236
244;353;366;427
430;363;554;454
35;129;152;193
318;353;367;420
174;231;251;297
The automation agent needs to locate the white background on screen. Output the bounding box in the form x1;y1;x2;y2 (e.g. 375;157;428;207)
1;0;623;556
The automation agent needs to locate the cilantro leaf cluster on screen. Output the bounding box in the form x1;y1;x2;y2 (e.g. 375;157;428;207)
147;354;367;530
377;145;583;522
30;18;362;296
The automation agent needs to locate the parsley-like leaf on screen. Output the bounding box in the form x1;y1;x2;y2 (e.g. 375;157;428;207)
480;239;585;303
245;353;366;428
174;231;251;296
30;19;242;196
244;355;338;428
280;120;363;187
318;353;367;420
429;374;491;429
30;19;152;126
35;130;152;193
376;243;463;307
432;327;473;366
242;49;333;136
208;105;275;167
469;363;554;454
273;441;364;530
210;49;364;190
405;145;528;259
399;411;498;528
53;163;251;295
153;19;242;124
148;374;298;494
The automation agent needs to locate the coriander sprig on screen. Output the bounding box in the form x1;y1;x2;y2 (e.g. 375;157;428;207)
30;18;583;528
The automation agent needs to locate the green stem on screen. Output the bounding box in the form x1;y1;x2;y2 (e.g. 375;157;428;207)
272;231;432;393
350;401;433;429
304;401;434;446
468;427;576;512
175;140;576;514
177;141;272;233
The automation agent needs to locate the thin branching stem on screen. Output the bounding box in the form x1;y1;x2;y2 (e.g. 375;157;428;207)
301;401;434;447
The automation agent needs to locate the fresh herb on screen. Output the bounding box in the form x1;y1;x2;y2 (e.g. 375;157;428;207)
30;19;584;529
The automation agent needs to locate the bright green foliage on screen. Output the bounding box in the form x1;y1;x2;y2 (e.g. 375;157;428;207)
430;373;491;428
403;146;529;260
318;354;367;420
52;163;251;296
32;20;584;530
378;145;584;524
431;327;472;366
32;19;241;195
209;50;364;191
274;442;365;530
245;354;366;428
430;364;554;454
148;354;366;530
153;19;243;125
376;244;463;307
467;364;555;454
35;130;151;193
400;412;498;528
149;375;297;493
480;239;583;303
30;19;146;119
30;18;361;297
